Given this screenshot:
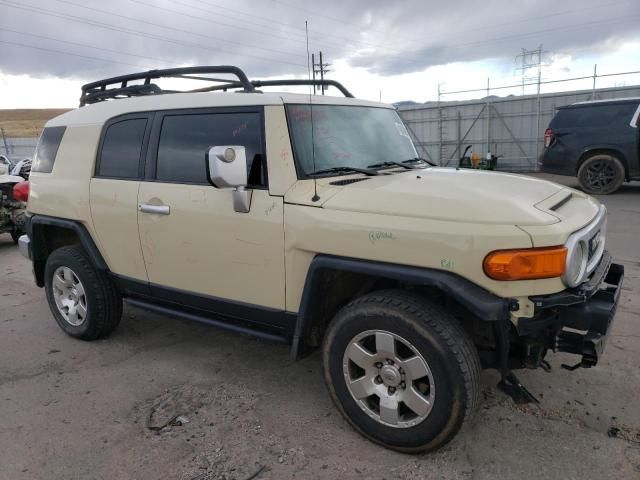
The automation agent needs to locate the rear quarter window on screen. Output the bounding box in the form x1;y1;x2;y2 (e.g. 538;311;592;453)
32;126;66;173
553;103;638;128
97;118;147;179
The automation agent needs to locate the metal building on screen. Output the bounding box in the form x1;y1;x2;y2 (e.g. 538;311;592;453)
397;85;640;172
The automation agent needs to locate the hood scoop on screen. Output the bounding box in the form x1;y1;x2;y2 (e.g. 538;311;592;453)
549;192;573;211
330;177;371;186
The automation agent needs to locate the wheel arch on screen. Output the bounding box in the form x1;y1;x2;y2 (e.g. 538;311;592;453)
291;255;513;359
577;147;628;178
27;215;108;287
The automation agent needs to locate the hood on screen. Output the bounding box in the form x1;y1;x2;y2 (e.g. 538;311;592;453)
320;168;565;226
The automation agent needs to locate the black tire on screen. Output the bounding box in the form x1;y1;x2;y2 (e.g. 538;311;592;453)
577;154;625;195
44;245;122;340
10;230;20;244
322;290;480;453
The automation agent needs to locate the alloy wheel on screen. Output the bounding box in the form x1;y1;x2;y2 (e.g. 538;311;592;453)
342;330;435;428
52;266;88;326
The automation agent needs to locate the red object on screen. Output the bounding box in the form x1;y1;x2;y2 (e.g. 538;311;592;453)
543;127;554;148
13;181;29;202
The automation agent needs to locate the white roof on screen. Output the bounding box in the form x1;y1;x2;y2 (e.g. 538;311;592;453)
571;97;640;106
47;91;393;127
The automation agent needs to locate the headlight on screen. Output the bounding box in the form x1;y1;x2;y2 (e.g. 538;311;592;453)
564;240;588;287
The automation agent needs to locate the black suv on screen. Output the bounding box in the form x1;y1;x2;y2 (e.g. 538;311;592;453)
540;98;640;194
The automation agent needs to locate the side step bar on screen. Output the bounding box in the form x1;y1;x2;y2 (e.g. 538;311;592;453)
125;298;290;345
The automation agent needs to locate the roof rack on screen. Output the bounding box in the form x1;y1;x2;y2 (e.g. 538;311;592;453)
192;79;354;98
79;65;354;106
80;66;255;106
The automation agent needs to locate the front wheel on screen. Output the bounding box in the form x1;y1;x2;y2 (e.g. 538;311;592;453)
577;154;625;195
322;290;480;452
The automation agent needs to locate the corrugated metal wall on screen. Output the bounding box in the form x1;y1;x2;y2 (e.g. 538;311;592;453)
397;85;640;172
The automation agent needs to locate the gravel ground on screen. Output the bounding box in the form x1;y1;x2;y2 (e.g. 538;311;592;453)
0;174;639;480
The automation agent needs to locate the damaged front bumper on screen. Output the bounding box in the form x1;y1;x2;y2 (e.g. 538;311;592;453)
522;251;624;369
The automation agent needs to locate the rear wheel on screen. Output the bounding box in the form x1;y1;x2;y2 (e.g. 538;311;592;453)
578;154;625;194
44;245;122;340
322;290;480;452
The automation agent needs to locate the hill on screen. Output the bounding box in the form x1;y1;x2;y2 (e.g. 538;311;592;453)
0;109;71;137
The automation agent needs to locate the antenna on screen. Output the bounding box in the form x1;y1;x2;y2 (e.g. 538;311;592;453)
305;20;320;202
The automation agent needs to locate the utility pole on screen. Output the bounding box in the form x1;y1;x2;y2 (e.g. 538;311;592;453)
312;51;331;95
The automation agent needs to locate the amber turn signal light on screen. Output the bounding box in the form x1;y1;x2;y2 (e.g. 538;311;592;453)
483;246;567;281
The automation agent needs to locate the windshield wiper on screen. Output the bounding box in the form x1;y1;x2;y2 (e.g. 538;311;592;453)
368;161;415;170
402;157;437;167
309;166;380;177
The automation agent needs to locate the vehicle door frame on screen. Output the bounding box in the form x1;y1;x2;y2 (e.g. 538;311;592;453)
137;105;293;332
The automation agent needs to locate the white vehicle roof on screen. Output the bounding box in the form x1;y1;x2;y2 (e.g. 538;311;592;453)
47;91;394;128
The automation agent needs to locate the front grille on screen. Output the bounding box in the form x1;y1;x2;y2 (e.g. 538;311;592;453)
563;205;607;287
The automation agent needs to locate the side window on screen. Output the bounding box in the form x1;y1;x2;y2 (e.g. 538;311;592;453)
155;112;265;186
559;104;637;128
32;126;66;173
97;118;147;179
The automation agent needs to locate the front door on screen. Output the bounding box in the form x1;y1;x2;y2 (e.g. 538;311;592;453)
137;108;287;318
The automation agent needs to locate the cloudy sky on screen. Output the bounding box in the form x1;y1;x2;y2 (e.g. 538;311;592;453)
1;0;639;107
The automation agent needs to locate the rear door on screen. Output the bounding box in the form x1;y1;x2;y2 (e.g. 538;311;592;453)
89;114;152;288
137;107;287;325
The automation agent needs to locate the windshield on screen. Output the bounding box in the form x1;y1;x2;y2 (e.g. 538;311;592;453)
286;104;418;176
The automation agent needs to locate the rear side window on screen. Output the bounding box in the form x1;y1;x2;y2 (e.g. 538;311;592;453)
97;118;147;179
32;126;66;173
554;103;638;128
156;112;263;185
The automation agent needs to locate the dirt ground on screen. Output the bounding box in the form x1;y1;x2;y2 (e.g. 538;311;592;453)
0;109;71;137
0;174;639;480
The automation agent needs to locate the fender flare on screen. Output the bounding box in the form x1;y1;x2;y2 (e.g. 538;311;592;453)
577;145;629;175
291;254;515;358
27;214;108;286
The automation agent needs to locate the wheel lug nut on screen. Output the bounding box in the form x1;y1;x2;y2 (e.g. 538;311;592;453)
375;362;383;369
400;381;406;389
388;387;396;394
375;376;383;384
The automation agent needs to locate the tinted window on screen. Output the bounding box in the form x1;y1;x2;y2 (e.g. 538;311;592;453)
97;118;147;178
156;112;263;185
32;126;66;173
554;103;638;128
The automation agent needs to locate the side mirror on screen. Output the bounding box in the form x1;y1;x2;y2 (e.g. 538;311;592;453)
207;146;248;187
206;146;252;213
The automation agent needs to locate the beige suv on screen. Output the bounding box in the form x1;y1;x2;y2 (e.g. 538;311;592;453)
19;66;623;452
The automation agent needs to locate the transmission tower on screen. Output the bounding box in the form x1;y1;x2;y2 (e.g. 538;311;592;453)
311;51;331;95
515;45;546;95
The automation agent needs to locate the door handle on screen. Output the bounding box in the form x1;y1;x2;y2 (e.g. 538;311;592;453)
139;204;170;215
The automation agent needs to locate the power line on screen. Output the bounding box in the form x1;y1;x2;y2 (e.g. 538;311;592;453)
172;0;375;51
53;0;298;59
0;28;167;64
0;0;306;68
129;0;324;50
0;39;150;69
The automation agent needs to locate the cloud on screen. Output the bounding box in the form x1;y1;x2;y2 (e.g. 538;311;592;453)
1;0;639;80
